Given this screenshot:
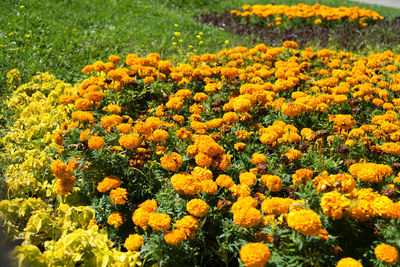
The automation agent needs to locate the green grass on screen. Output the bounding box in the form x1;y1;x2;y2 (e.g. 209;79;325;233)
0;0;399;89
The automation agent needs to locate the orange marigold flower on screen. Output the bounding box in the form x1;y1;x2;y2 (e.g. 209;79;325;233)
320;191;350;219
107;212;125;228
88;136;104;150
139;199;158;213
132;208;150;228
239;172;257;187
233;207;262;228
124;234;144;251
97;175;121;192
160;152;183;172
174;215;199;239
55;176;76;196
200;180;218;194
286;209;322;236
51;160;74;180
148;129;169;142
216;174;234;188
261;197;293;215
119;133;140;149
109;55;121;63
164;229;186;245
239;243;271;267
375;244;398;264
109;187;128;205
186;199;209;218
251;153;267;165
148;213;171;231
260;174;282;192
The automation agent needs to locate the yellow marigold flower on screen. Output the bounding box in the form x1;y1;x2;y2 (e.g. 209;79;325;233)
100;115;123;128
349;163;392;183
160;152;183;172
132;208;150;228
109;187;128;205
239;172;257;187
330;114;356;131
139;199;158;213
231;196;258;214
97;176;121;192
164;229;186;245
375;244;398;264
124;234;144;251
320;191;350;219
216;174;234;188
260;174;282;192
148;213;171;231
239;243;271;267
88;135;104;150
251;153;267;165
336;257;362;267
261;197;293;215
107;212;125;228
119;133;140;149
286;209;322;236
186;199;209;218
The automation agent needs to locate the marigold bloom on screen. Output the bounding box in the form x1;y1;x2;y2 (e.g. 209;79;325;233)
251;153;267;165
109;187;128;205
336;257;363;267
139;199;158;212
286;209;322;236
107;212;125;228
239;243;271;267
160;152;183;172
375;244;398;264
148;213;171;231
186;199;209;218
97;176;121;192
261;197;293;215
216;174;234;188
320;191;350;219
239;172;257;187
174;215;199;239
233;207;262;228
132;208;150;228
88;136;104;149
124;234;144;251
260;174;282;192
164;229;186;245
119;133;140;149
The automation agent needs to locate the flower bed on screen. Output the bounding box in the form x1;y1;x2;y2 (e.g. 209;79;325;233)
3;42;396;266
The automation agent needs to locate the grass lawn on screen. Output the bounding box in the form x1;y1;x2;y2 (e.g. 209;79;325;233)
1;0;399;90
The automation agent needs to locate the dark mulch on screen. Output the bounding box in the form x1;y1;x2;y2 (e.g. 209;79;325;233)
196;11;400;51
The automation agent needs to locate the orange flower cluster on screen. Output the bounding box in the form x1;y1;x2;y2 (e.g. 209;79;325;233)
50;159;76;196
231;4;383;26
